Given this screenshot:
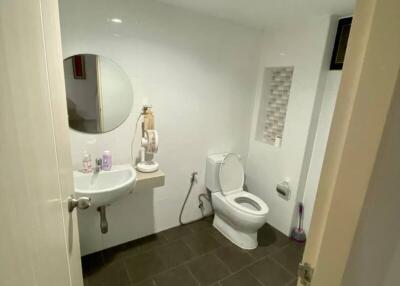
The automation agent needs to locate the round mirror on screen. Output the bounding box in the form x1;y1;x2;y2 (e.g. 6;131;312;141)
63;54;133;133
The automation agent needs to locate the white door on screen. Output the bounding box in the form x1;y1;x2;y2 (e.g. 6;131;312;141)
301;0;400;285
0;0;83;285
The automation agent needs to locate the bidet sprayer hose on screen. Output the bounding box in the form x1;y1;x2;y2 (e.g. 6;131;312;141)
179;171;213;225
179;172;197;225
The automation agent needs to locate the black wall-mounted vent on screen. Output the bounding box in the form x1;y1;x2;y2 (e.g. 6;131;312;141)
330;17;352;70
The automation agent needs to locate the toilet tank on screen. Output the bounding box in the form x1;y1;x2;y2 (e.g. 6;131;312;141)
205;153;228;192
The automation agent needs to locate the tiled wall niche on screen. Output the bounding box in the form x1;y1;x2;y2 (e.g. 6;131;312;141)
255;66;294;146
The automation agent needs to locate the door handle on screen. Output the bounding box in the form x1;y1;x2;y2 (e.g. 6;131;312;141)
68;195;91;212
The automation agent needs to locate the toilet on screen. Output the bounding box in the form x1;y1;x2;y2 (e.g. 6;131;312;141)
206;153;269;249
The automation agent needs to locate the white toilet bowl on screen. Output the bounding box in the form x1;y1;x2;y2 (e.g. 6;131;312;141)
212;191;269;249
205;153;269;249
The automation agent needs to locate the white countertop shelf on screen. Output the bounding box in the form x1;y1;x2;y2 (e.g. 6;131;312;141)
135;169;165;189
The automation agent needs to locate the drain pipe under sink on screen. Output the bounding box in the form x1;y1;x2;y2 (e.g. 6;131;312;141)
97;206;108;234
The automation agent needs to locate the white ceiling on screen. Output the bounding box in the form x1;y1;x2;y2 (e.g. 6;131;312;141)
158;0;356;29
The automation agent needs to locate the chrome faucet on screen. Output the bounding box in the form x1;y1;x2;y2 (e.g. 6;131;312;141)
94;158;102;174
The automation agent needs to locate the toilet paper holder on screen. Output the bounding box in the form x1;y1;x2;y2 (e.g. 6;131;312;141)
276;181;291;200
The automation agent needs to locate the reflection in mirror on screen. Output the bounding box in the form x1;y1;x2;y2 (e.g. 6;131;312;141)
63;54;133;133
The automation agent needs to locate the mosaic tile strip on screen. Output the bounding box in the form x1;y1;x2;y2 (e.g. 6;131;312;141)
258;67;293;145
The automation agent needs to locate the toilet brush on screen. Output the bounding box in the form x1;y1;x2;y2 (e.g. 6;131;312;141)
291;203;306;243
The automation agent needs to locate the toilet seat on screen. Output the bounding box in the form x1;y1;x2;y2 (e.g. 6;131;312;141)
218;153;268;216
226;191;269;216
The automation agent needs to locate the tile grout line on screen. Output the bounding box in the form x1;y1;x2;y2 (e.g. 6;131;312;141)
181;232;228;257
148;278;158;286
91;218;216;264
129;249;220;285
268;255;297;279
245;234;291;260
144;251;206;286
246;268;268;286
215;252;273;285
267;244;299;278
83;221;302;286
214;238;302;285
84;217;232;258
163;229;195;243
125;241;297;286
285;277;298;286
121;257;135;286
242;248;259;261
122;247;169;285
151;228;291;285
212;251;233;274
183;264;201;286
118;237;173;262
181;237;197;257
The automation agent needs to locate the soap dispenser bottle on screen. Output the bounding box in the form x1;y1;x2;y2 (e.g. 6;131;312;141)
102;150;112;171
82;151;92;173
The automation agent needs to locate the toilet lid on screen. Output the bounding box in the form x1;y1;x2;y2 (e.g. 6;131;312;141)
219;153;244;195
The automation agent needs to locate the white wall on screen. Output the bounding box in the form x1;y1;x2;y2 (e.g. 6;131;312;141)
59;0;262;254
302;71;342;234
341;74;400;286
246;16;334;235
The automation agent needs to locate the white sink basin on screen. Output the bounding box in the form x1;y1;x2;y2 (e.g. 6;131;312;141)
73;164;136;206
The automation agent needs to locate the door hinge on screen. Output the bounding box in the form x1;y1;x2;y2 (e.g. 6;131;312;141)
298;262;314;285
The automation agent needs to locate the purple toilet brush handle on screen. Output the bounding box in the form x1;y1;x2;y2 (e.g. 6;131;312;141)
298;203;304;229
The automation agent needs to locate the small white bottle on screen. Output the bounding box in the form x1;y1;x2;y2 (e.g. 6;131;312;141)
274;136;282;147
82;151;92;173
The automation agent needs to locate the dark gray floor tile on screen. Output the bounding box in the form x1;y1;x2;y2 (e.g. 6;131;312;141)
157;240;196;268
248;257;294;286
207;227;235;247
286;278;299;286
107;234;167;261
102;243;133;263
271;243;304;274
220;270;263;286
154;265;198;286
81;221;302;286
246;242;280;259
204;215;214;222
135;234;168;253
247;224;289;259
260;224;290;248
215;245;255;272
124;250;167;284
102;238;150;261
161;224;193;241
187;217;235;248
81;252;104;276
134;279;157;286
86;260;131;286
183;232;221;255
271;228;291;248
187;217;214;233
187;253;230;286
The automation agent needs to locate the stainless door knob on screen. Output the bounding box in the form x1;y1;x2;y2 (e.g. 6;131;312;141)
68;195;91;212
